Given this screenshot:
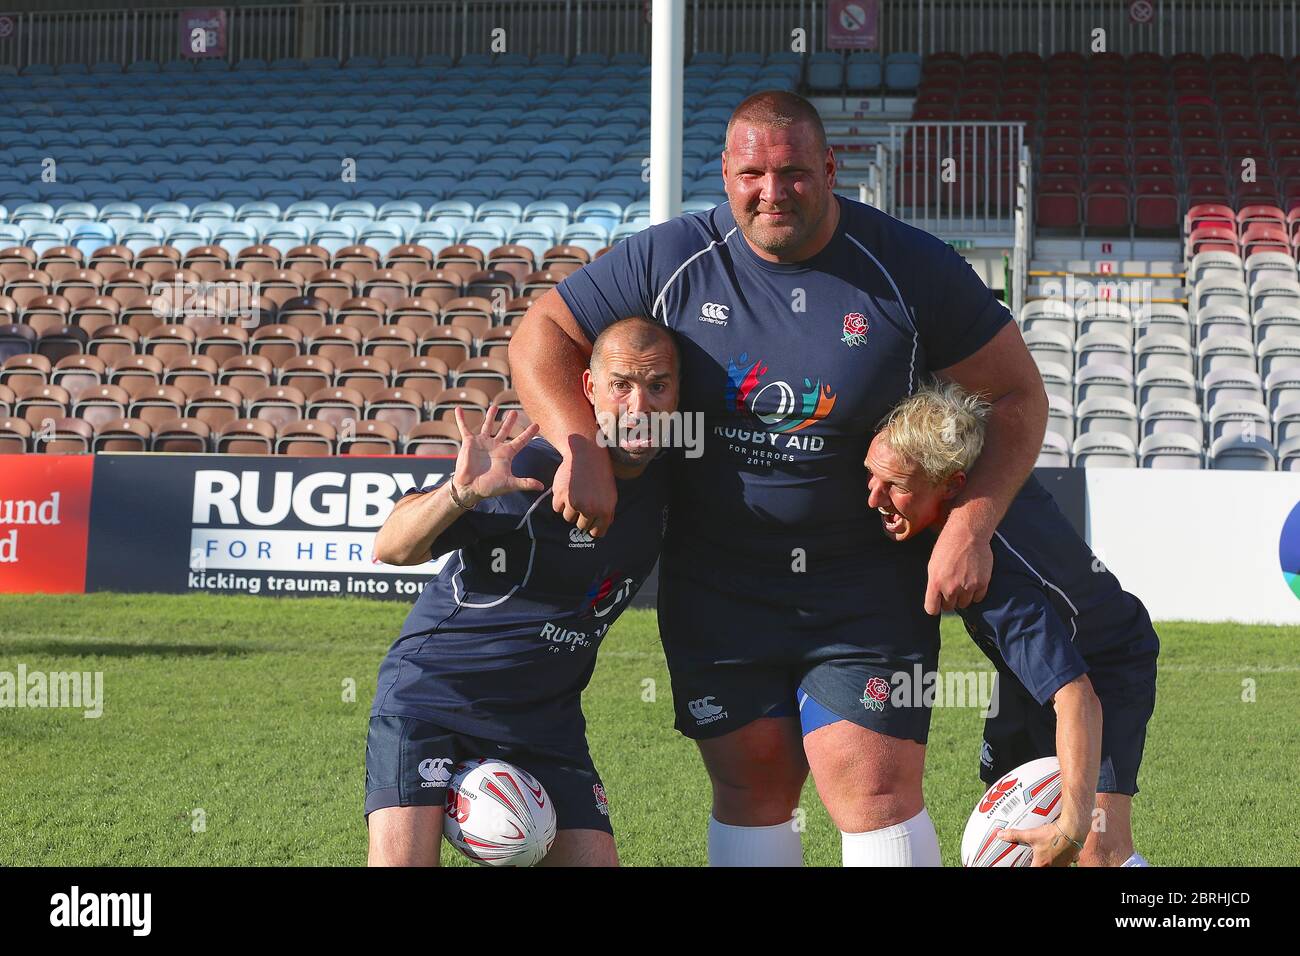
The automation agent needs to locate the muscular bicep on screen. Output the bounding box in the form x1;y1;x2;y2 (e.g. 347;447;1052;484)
935;321;1043;403
516;287;596;357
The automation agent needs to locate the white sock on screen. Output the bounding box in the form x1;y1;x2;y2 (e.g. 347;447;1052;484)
1122;852;1150;867
707;816;803;867
841;807;942;867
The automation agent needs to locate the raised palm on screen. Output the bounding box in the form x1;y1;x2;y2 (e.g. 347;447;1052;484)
453;405;544;500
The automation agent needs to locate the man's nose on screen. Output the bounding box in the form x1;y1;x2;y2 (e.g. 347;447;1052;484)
623;388;649;417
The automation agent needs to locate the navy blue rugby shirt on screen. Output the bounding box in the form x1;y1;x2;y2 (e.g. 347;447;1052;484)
371;437;668;754
957;474;1160;706
556;194;1012;580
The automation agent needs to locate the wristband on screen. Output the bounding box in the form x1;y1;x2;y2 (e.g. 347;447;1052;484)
447;481;478;511
1053;820;1085;854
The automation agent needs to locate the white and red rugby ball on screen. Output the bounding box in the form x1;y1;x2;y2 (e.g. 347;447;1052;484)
443;758;557;867
960;756;1064;867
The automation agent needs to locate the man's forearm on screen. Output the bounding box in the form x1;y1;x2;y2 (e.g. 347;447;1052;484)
1052;677;1103;841
373;486;472;566
948;384;1047;541
510;308;601;457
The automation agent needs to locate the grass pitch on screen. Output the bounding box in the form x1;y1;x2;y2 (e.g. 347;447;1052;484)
0;593;1295;866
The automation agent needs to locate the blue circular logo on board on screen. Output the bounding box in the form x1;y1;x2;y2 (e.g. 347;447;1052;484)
1279;501;1300;599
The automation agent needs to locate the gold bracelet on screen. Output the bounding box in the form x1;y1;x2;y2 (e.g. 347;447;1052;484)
447;481;477;511
1054;819;1085;854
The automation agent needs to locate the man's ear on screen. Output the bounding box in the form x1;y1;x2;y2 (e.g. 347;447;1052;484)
582;368;595;407
942;471;967;500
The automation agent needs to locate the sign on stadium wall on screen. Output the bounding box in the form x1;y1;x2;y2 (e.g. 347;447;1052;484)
0;455;93;594
827;0;879;50
85;455;456;600
179;7;227;58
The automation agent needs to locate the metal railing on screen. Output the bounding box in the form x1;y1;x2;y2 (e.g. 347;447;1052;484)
883;121;1026;235
1012;142;1032;319
5;1;1300;71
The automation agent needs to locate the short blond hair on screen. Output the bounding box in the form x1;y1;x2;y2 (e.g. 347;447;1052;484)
879;381;991;482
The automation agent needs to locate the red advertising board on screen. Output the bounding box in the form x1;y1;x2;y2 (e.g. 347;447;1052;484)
0;454;93;594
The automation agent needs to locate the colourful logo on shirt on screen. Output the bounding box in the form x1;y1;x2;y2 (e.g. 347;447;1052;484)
842;311;869;347
582;570;636;619
1278;501;1300;600
725;353;836;433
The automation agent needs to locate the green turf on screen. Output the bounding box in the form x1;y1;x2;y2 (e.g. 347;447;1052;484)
0;593;1296;866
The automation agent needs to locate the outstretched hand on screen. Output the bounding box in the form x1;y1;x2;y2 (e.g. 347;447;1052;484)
452;405;545;502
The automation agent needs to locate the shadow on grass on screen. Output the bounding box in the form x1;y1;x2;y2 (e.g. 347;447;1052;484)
0;641;260;658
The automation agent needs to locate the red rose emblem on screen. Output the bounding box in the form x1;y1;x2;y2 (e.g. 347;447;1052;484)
843;312;869;336
864;676;890;702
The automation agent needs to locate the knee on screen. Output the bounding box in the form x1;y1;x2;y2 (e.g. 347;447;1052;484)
708;755;807;825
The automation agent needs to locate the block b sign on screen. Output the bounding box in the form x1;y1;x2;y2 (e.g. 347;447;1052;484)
180;8;227;58
828;0;878;50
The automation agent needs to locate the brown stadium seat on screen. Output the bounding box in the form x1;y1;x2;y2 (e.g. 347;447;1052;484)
394;356;448;403
217;418;277;455
420;326;473;367
410;268;463;307
478;327;513;360
442;295;494;322
283;245;331;278
39;244;84;267
432;385;490;431
127;383;187;429
219;353;274;393
233;245;283;272
0;246;38;269
502;296;535;326
435;245;486;271
52;354;107;403
163;354;219;399
121;297;165;336
0;295;23;324
23;297;73;336
486;245;536;280
54;268;105;299
0;382;13;417
6;270;54;303
196;324;249;364
454;356;510;397
520;269;568;297
336;297;385;334
185;385;245;431
341;419;399;455
306;385;364;430
109;353;164;387
40;417;93;454
87;321;140;366
135;245;183;278
275;418;336;456
93;417;152;453
363;324;417;364
385;244;434;275
365;387;423;441
89;245;134;275
258;270;307;311
143;323;197;362
305;269;359;311
103;268;151;300
388;294;441;324
249;384;306;428
335;355;391;400
73;384;130;431
70;295;122;335
309;323;362;362
334;244;381;276
182;245;231;275
250;324;304;365
0;416;32;453
405;420;461;456
363;270;412;310
152;417;210;453
495;387;521;411
541;245;591;268
1;352;52;392
277;296;330;336
16;384;70;431
279;354;335;394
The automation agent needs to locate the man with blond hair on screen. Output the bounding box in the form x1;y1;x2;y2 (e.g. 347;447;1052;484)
864;382;1158;867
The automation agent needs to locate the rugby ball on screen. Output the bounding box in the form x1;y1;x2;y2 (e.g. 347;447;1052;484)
443;758;557;867
960;756;1064;867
